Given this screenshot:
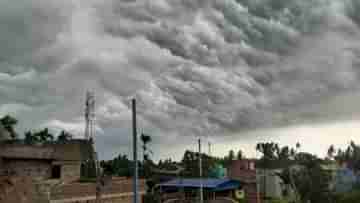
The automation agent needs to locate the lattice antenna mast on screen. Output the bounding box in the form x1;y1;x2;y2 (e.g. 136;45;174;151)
85;91;95;140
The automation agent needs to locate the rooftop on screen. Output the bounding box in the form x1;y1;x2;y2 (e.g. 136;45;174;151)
0;139;93;162
159;178;241;191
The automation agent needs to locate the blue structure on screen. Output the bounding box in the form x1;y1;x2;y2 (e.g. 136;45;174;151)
159;178;241;191
334;168;357;193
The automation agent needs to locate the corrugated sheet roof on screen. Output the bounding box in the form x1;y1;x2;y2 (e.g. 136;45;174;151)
159;178;240;189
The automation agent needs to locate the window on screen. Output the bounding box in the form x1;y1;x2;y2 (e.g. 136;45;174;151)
51;165;61;179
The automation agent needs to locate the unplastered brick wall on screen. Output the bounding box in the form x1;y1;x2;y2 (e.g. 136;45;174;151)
61;163;81;182
4;160;51;180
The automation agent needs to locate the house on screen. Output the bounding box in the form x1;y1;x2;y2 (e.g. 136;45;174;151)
0;139;94;182
157;178;242;203
227;159;260;203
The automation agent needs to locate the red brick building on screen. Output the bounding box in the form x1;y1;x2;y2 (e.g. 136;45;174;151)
227;159;261;203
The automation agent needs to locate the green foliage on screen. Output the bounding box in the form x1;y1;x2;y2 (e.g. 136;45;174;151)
334;189;360;203
237;150;244;160
57;130;73;143
100;154;133;177
334;141;360;170
228;150;235;161
0;115;18;139
267;198;289;203
141;133;153;178
81;159;97;179
157;158;177;170
277;152;332;203
24;128;54;144
181;150;217;177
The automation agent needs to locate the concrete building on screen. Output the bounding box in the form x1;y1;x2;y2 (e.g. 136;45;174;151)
256;169;284;200
227;159;260;203
0;140;93;182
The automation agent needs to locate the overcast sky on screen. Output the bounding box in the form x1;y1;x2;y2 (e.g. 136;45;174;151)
1;0;360;160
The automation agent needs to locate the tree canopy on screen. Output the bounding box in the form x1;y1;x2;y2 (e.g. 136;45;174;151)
0;115;18;139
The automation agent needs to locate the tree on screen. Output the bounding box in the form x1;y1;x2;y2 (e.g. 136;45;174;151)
277;146;291;161
256;142;280;168
236;150;243;160
140;133;152;162
293;153;332;203
334;141;360;171
140;133;153;179
327;145;335;160
228;150;235;161
24;128;54;144
99;154;132;177
24;131;36;144
35;128;54;143
181;150;217;177
0;115;18;139
57;130;73;142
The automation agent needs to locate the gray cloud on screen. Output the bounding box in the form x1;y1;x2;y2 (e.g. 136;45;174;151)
1;0;360;159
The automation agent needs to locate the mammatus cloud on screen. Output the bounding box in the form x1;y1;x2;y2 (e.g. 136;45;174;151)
1;0;360;159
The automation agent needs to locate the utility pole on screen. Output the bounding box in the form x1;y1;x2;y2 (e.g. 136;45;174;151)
198;138;203;203
132;99;139;203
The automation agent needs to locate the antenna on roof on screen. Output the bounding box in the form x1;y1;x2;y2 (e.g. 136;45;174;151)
85;91;95;140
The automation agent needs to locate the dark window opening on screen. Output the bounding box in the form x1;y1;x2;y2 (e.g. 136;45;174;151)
52;165;61;179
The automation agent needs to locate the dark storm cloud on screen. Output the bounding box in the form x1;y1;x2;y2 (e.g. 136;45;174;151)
1;0;360;159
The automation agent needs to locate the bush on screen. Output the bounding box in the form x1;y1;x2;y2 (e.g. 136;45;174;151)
268;198;289;203
336;189;360;203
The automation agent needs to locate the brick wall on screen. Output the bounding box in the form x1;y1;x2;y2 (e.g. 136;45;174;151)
0;176;48;203
60;163;81;182
3;159;52;181
51;178;146;203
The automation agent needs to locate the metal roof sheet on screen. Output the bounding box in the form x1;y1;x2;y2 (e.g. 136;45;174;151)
159;178;240;189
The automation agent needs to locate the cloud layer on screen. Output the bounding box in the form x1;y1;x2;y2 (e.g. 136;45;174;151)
1;0;360;159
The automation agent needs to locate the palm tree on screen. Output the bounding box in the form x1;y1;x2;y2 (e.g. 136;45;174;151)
228;150;235;161
140;133;152;178
236;150;243;160
140;133;152;161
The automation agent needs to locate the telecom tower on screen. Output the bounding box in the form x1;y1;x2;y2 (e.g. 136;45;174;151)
85;91;95;140
84;91;102;203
